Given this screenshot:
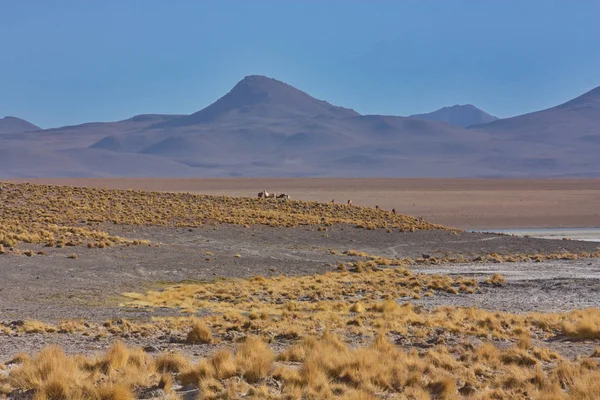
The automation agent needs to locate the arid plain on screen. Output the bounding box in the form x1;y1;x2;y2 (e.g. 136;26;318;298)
1;179;600;399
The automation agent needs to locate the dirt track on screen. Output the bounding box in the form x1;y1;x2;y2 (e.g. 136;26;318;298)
14;178;600;229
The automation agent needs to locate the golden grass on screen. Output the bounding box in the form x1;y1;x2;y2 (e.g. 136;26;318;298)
121;263;479;319
0;181;448;251
484;273;507;286
5;304;600;350
116;263;600;341
2;263;600;398
343;250;600;266
1;261;594;344
2;334;600;399
186;319;213;344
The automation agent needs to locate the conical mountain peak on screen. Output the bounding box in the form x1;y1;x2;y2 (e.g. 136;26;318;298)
409;105;498;128
155;75;359;128
0;116;41;134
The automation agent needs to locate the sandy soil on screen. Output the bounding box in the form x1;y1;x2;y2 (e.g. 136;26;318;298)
13;178;600;229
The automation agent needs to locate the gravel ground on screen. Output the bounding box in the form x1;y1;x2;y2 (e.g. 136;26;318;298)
411;259;600;312
1;223;599;361
1;224;598;322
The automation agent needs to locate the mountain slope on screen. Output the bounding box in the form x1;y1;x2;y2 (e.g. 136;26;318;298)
469;85;600;144
154;75;359;128
409;105;498;128
0;116;40;134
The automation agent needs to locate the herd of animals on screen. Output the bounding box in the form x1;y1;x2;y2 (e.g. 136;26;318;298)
257;190;291;200
256;189;397;214
0;184;398;213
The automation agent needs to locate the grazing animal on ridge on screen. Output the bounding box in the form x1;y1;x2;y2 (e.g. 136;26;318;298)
277;193;290;201
347;200;352;206
258;190;275;199
392;208;397;215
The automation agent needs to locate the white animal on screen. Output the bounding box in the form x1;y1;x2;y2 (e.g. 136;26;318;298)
258;190;276;199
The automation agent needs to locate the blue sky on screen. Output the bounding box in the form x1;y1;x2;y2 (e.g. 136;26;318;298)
2;1;600;128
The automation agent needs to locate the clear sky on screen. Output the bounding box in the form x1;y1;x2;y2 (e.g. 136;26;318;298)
2;1;600;128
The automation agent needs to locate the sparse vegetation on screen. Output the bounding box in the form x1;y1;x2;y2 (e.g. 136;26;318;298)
485;273;507;286
2;180;600;399
344;249;600;266
3;272;600;343
0;181;448;252
2;333;600;399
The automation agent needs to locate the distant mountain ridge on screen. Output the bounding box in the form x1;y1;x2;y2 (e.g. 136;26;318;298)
0;116;40;134
468;85;600;145
1;76;599;178
409;104;498;128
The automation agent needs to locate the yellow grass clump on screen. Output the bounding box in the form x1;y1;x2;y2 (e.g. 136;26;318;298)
186;320;213;344
122;264;479;318
3;334;600;399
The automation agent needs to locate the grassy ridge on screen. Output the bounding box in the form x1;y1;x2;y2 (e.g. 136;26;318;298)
0;181;448;250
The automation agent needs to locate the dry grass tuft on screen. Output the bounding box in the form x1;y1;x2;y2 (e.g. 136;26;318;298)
186;320;213;344
3;325;600;399
155;352;192;373
484;273;507;286
561;313;600;340
235;337;275;383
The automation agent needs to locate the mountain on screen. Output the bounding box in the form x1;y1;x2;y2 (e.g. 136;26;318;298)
155;75;359;128
409;105;498;128
0;116;40;134
1;77;599;178
469;85;600;145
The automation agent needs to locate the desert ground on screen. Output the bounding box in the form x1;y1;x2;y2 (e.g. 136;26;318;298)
17;178;600;229
1;179;600;399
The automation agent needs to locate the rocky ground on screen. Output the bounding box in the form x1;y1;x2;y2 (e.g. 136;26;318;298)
1;223;600;362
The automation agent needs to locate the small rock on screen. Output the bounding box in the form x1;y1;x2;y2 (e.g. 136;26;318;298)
138;388;166;399
143;345;160;353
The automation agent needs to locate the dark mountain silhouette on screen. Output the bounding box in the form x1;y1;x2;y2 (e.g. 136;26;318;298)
1;77;599;178
0;116;40;134
410;105;498;128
